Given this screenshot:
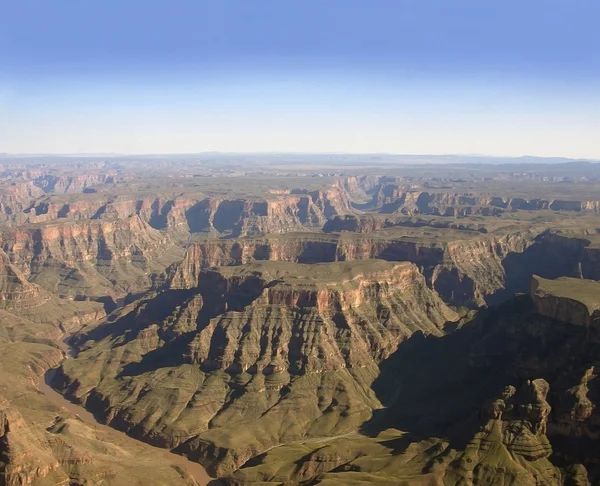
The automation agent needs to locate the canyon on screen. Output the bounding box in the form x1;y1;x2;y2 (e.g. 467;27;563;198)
1;155;600;485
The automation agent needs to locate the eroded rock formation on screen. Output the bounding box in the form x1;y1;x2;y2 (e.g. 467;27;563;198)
56;260;458;476
0;216;183;301
163;228;593;308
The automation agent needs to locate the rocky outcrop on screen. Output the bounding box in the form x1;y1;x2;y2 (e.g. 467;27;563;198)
226;300;597;486
447;379;557;485
184;187;353;237
0;249;46;309
0;181;45;225
22;184;355;238
182;261;457;374
324;214;490;233
23;194;196;233
0;216;183;301
361;184;600;216
162;234;342;289
0;406;66;486
58;260;457;476
0;262;105;339
582;243;600;280
0;248;104;338
431;233;535;307
531;275;600;327
33;172;118;194
164;229;590;308
342;175;385;199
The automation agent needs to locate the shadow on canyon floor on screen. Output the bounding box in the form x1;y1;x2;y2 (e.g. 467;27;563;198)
363;295;596;458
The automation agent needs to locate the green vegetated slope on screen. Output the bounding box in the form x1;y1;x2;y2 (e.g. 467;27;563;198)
228;287;600;485
3;162;600;484
58;256;600;485
57;260;458;476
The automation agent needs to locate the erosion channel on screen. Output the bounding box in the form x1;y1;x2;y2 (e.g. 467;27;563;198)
38;339;216;486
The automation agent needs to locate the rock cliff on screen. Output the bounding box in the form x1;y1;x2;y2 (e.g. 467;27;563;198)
0;216;183;302
445;379;558;485
531;275;600;327
0;342;201;486
20;188;354;240
33;172;119;194
359;183;600;216
163;228;590;308
227;285;600;485
0;181;45;225
57;260;457;476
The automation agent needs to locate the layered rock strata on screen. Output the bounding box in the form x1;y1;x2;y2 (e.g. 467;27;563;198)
56;260;458;476
0;216;183;301
228;277;600;484
362;185;600;215
531;275;600;327
164;229;592;307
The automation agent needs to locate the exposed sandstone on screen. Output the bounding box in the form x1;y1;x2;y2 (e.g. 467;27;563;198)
184;261;457;374
0;216;183;301
163;228;585;308
0;182;45;225
58;260;458;476
0;249;45;309
33;172;118;194
531;275;600;327
447;379;555;485
361;183;600;216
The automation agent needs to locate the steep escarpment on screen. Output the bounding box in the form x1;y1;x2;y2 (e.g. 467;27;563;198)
228;279;600;485
0;245;202;485
184;186;354;237
162;232;473;291
531;275;600;327
0;181;45;225
0;248;44;309
164;228;590;308
56;260;457;476
0;216;183;302
581;237;600;280
23;186;354;242
22;182;355;238
445;379;557;485
430;232;538;307
324;214;491;233
0;248;105;341
342;175;385;201
361;183;600;216
229;379;563;486
185;196;318;237
22;195;198;243
162;233;341;289
33;172;119;194
371;281;600;484
183;261;458;373
0;341;202;486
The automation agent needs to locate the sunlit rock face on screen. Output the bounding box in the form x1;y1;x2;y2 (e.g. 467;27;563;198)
57;260;458;476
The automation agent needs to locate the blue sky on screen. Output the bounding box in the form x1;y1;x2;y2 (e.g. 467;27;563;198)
1;1;599;157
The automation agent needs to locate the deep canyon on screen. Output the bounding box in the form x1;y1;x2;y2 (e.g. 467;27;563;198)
1;155;600;485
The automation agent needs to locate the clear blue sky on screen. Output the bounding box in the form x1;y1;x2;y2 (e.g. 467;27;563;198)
1;1;599;157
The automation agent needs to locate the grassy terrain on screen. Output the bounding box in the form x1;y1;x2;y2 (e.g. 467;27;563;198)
533;276;600;315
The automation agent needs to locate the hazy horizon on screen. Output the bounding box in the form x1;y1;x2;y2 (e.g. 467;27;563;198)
1;151;598;160
2;1;599;158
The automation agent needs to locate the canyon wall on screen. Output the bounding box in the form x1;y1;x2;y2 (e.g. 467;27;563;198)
57;260;458;476
0;216;183;301
531;275;600;327
164;229;593;308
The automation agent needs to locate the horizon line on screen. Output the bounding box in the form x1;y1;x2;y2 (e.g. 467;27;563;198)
1;152;599;162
